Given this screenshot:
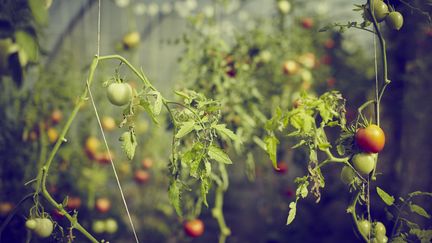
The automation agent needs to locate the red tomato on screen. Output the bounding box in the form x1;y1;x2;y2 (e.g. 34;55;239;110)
326;77;336;88
95;197;111;213
134;170;150;184
301;18;314;29
355;125;385;153
274;162;288;174
141;158;154;169
50;109;63;124
0;202;13;216
67;196;82;210
184;219;205;238
324;39;335;49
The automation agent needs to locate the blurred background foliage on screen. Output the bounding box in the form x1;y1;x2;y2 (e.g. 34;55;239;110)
0;0;431;242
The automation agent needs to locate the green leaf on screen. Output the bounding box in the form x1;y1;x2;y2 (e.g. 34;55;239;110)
265;135;279;169
119;131;137;160
28;0;48;25
168;180;182;216
15;30;38;62
286;201;297;225
140;99;159;124
200;177;211;207
208;145;232;164
409;191;432;198
297;180;309;199
153;91;163;115
410;229;432;243
376;187;395;206
252;136;267;151
175;121;195;138
213;124;241;143
409;204;431;219
175;90;190;99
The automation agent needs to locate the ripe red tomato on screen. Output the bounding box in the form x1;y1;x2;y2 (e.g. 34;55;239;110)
184;219;205;238
95;151;114;165
141;158;154;169
274;162;288;174
324;39;335;49
0;202;13;216
355;125;385;153
134;170;150;184
50;109;63;124
301;17;314;29
95;197;111;213
67;196;82;210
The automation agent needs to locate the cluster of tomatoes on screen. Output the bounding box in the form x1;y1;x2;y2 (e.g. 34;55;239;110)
341;124;386;183
358;220;389;243
365;0;404;30
25;217;54;239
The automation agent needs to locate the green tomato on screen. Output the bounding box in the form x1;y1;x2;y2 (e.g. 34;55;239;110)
92;220;105;234
340;166;356;184
385;11;403;30
358;220;371;238
372;234;388;243
107;82;132;106
352;153;376;175
377;234;388;243
105;218;118;234
33;218;54;238
366;0;389;22
375;221;386;236
25;219;37;230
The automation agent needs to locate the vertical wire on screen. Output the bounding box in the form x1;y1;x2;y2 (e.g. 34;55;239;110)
84;1;140;242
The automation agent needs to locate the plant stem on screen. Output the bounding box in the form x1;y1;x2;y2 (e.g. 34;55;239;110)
211;186;231;243
350;191;369;242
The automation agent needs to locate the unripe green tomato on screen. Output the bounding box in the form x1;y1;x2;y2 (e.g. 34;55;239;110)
25;219;37;230
105;218;118;234
358;220;371;238
372;234;388;243
33;218;54;238
352;153;376;175
92;220;105;234
366;0;389;22
375;221;386;236
106;82;132;106
385;11;403;30
340;166;356;184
